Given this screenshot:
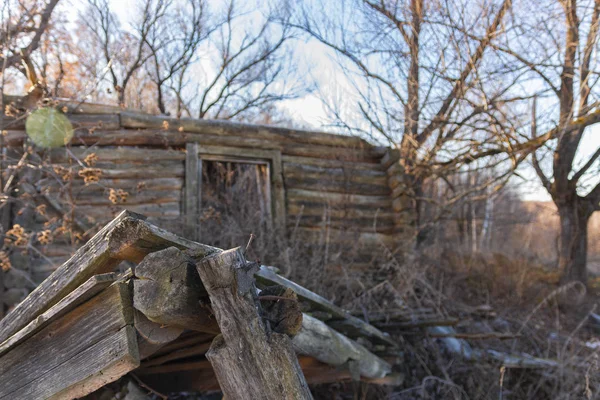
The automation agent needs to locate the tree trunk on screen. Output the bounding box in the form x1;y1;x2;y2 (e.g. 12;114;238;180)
557;202;591;283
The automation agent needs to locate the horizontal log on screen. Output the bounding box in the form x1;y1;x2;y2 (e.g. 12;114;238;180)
282;143;381;163
49;162;184;179
121;111;368;149
37;177;183;192
2;114;120;131
287;202;395;220
4;129;382;163
289;227;396;248
286;188;392;208
58;100;132;115
74;203;181;222
293;314;390;379
288;216;395;234
282;155;382;171
283;162;387;185
53;190;180;207
47;146;185;163
285;178;390;196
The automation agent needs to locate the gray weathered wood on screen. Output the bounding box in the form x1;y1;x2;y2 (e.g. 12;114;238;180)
0;273;116;356
185;142;201;241
133;247;219;333
293;314;390;380
120;111;367;148
0;210;219;344
0;282;137;399
195;248;313;400
48;326;138;400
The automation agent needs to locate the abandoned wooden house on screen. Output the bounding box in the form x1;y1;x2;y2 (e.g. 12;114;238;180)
0;97;413;315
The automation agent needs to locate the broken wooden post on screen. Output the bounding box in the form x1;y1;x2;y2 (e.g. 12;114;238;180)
195;248;313;400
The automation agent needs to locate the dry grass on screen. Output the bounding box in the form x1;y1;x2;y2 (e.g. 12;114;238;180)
151;165;600;399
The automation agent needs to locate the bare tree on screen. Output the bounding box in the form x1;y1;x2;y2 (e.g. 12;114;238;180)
144;0;212;115
519;0;600;282
0;0;60;75
186;0;300;121
80;0;169;107
290;0;539;244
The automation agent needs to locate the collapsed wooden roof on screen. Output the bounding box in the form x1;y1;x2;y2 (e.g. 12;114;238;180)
0;211;401;399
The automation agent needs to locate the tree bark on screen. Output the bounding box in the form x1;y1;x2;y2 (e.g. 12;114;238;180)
557;202;592;283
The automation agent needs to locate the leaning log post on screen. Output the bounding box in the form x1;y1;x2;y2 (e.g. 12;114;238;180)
195;248;313;400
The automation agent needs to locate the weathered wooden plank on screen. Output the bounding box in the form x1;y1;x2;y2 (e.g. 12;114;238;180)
287;202;395;220
255;267;397;347
282;143;381;163
74;203;181;222
50;162;185;179
285;178;391;196
120;111;367;148
0;273;116;356
46;325;139;400
0;211;218;343
290;226;395;246
289;216;395;233
47;146;186;163
283;162;388;184
185;142;201;241
282;155;382;171
37;177;183;192
194;248;313;400
286;188;392;208
0;282;136;399
60;190;180;207
293;314;390;379
69;114;121;130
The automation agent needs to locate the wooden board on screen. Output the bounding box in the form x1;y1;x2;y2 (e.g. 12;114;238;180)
0;273;116;356
0;283;138;399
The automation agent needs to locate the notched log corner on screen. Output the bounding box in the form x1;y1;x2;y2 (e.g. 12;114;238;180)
259;285;303;337
132;246;219;334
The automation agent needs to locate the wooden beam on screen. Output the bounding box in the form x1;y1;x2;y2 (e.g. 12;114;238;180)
184;143;201;241
0;282;138;399
194;248;313;400
293;314;390;379
0;210;219;344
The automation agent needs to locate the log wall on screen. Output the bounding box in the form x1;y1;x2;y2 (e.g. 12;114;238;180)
0;100;409;308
